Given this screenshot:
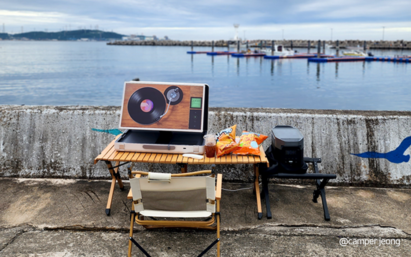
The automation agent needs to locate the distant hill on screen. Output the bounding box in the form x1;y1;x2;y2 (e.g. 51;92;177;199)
0;30;124;41
0;33;10;40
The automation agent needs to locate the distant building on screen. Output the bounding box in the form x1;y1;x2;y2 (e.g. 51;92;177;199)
123;35;144;41
164;36;169;40
122;34;158;41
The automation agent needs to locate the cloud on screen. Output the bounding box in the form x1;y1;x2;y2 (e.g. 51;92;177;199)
0;0;410;39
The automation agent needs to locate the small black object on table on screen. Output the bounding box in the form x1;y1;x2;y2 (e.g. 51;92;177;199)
260;157;336;221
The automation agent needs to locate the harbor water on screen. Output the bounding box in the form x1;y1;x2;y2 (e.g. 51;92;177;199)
0;41;410;110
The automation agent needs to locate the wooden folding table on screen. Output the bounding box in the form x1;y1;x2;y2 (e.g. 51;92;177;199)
94;135;269;219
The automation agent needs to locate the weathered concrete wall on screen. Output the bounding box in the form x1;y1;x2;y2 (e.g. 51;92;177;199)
1;106;411;186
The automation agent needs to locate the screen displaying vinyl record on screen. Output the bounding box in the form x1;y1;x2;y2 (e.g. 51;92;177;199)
127;87;166;125
120;82;206;132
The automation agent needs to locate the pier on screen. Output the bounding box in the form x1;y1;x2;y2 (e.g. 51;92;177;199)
108;39;411;50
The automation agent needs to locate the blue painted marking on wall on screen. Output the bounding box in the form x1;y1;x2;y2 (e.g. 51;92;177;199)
92;128;123;136
351;136;411;164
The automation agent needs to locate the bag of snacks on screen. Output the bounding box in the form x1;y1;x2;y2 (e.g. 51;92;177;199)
233;131;268;156
216;125;238;157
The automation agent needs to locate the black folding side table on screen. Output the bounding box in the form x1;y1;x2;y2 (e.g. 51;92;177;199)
260;157;337;221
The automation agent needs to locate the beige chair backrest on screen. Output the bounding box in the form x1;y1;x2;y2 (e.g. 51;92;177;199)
130;172;216;214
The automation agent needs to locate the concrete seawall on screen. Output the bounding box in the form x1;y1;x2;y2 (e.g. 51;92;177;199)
1;106;410;186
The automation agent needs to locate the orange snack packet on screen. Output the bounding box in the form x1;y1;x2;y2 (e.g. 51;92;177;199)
216;125;238;157
233;131;268;156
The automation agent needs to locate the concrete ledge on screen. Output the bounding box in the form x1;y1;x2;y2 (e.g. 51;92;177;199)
0;178;410;256
1;105;411;186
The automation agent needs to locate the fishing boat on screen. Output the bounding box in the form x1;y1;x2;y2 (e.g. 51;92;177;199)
341;50;367;57
228;41;247;49
261;45;296;56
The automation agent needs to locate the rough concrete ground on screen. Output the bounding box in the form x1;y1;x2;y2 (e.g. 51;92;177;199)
0;178;410;256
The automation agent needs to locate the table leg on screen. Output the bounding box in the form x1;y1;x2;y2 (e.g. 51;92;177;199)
262;176;272;219
104;161;124;216
180;164;188;173
114;161;125;191
106;176;116;216
254;164;262;219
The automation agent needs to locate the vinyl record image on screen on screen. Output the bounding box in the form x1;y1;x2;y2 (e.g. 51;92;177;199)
127;87;166;125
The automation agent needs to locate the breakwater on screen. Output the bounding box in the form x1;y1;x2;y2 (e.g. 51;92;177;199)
1;106;410;186
108;39;411;50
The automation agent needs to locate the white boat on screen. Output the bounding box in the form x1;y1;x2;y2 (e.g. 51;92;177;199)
261;45;296;56
229;43;247;49
341;50;367;57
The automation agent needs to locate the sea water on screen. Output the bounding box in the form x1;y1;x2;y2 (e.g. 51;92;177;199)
0;41;410;110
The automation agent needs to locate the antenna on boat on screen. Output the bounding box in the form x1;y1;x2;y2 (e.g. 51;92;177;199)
233;24;239;40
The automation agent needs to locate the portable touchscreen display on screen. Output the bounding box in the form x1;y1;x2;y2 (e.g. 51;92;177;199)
119;81;206;132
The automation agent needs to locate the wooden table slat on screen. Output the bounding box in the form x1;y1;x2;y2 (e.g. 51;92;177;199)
142;154;152;162
149;154;157;162
131;153;141;162
253;156;260;163
230;155;237;164
219;155;226;164
95;143;114;161
193;157;200;164
176;155;183;163
246;156;254;163
171;154;178;164
165;154;174;163
128;153;138;161
197;156;205;164
106;149;118;161
225;155;231;164
120;152;132;161
112;152;124;161
154;154;162;163
95;135;123;162
137;153;147;162
102;146;116;161
160;154;168;163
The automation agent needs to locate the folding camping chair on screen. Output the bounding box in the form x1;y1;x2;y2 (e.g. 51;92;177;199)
127;170;222;257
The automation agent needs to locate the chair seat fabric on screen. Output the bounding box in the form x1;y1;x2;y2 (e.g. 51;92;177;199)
140;210;212;218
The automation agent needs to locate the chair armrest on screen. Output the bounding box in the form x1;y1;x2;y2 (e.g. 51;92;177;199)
131;170;212;177
127;174;141;199
127;189;133;199
216;174;222;200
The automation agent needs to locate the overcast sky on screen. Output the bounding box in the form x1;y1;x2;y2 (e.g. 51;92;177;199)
1;0;410;40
